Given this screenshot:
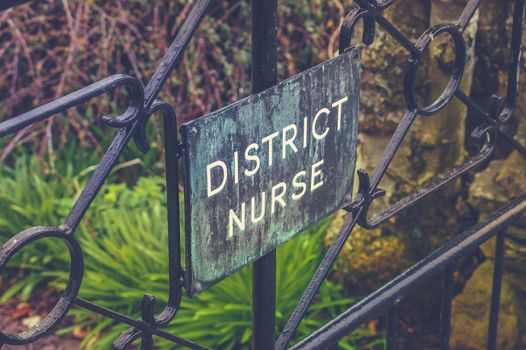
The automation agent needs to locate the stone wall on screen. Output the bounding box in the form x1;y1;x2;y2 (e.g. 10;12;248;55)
327;1;526;348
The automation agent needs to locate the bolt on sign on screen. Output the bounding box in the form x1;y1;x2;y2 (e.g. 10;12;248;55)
182;47;361;296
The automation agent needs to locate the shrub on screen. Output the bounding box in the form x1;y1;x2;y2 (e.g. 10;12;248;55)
0;157;379;349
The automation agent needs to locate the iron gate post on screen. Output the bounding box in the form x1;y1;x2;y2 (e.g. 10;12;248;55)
251;0;278;349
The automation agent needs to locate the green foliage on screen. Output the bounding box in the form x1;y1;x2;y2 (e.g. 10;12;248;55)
0;3;373;346
0;158;378;349
0;156;74;293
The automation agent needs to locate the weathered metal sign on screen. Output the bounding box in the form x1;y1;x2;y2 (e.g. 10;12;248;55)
182;48;360;296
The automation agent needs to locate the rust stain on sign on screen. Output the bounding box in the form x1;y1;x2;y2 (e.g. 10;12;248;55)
182;48;361;296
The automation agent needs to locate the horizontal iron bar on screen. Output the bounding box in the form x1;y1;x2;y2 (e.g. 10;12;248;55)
291;196;526;350
0;75;141;138
366;139;493;227
74;298;210;350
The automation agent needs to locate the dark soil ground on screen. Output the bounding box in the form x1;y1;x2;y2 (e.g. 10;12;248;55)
0;278;447;350
0;287;81;350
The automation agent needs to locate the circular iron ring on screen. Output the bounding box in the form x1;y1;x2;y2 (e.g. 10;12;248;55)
0;226;83;346
404;24;466;116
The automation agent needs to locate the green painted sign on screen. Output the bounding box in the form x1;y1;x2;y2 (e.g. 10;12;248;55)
181;48;360;296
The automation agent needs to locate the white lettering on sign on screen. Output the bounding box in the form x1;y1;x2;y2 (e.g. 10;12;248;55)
292;171;307;201
204;96;350;238
282;124;299;160
207;161;227;197
244;143;260;177
312;108;330;140
332;96;348;131
310;159;324;191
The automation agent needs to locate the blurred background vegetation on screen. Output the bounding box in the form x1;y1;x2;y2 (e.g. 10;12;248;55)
1;0;526;349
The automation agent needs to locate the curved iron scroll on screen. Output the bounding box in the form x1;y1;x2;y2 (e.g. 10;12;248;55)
0;0;212;349
276;0;526;348
0;0;526;349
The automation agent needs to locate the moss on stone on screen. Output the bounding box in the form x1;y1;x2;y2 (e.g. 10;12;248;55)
325;211;410;291
450;260;520;350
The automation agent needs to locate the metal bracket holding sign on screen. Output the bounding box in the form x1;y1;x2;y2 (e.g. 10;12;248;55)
182;47;361;296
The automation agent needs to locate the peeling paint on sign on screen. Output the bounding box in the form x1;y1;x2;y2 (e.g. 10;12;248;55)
182;48;361;296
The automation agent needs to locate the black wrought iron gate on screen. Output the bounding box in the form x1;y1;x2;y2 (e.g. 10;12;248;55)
1;0;526;349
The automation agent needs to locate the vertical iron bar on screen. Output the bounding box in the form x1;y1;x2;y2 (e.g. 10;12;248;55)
251;1;278;349
387;304;398;350
440;265;454;350
487;232;505;350
504;0;526;114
